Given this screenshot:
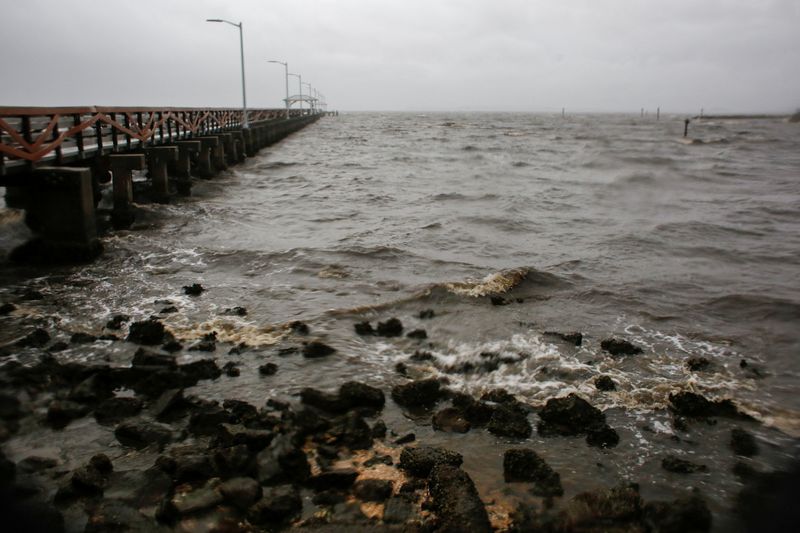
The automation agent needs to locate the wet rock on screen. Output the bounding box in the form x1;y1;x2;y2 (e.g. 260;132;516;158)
384;496;414;524
302;340;336;358
371;419;388;439
159;305;178;314
133;369;186;398
308;468;360;491
0;302;16;315
312;489;347;506
662;454;708;474
70;332;97;344
1;500;64;533
17;455;58;473
376;317;403;337
395;432;416;445
433;407;471;433
399;446;463;477
46;400;90;429
354;321;375;335
560;483;643;528
222;362;240;377
736;460;800;531
223;306;248;317
69;372;116;403
169;451;214;483
127;319;169;345
248;485;302;526
94;397;143;425
180;359;221;381
105;314;129;330
0;394;22;420
188;339;215;352
586;424;620;448
256;435;311;486
687;357;711;371
490;295;511;306
71;465;108;495
364;454;393;468
329;411;374;449
488;404;532;438
394;362;408;376
451;393;495;426
643;492;712;533
428;465;492;533
545;331;583;346
391;378;442;408
20;288;44;300
114;419;173;449
301;388;347;412
217;424;274;452
222;399;259;424
183;283;204;296
668;391;749;419
150;388;187;421
339;381;386;412
289;321;310;335
595;374;616;391
132;348;177;370
213;444;256;479
257;362;278;376
730;428;759;457
47;341;69;352
407;329;427;340
537;393;606;436
161;340;183;353
409;350;434;362
218;477;262;509
161;480;223;519
88;500;164;532
354;478;393;502
16;328;51;348
188;405;232;436
503;449;563;497
419;309;435;319
600;337;643;356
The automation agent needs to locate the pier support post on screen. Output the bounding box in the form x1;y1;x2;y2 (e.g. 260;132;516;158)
171;141;200;195
218;133;237;166
210;136;228;172
109;154;145;229
230;131;246;163
242;129;256;157
146;146;178;203
195;137;218;178
10;167;101;263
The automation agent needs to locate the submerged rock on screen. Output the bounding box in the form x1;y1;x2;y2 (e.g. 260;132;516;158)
248;485;302;525
428;465;492;533
259;363;278;376
114;419;173;450
488;404;532;438
106;314;130;330
391;378;442;408
433;407;471;433
586;424;620;448
600;337;643;356
376;317;403;337
595;374;616;391
354;321;375;335
730;428;759;457
302;340;336;358
643;492;712;533
545;331;583;346
94;397;143;425
16;328;51;348
127;319;169;345
662;454;708;474
537;393;606;436
218;477;262;509
399;446;463;477
182;283;204;296
668;391;749;419
687;357;712;371
503;448;563;497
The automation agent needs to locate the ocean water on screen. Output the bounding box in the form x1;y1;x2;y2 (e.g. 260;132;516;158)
1;112;800;529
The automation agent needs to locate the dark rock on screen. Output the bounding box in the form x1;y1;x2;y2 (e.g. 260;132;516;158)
371;419;388;439
88;500;162;532
17;455;58;473
395;362;408;375
488;404;532;438
188;405;232;436
222;362;240;377
259;362;278;376
586;424;620;448
47;341;69;352
150;388;186;421
218;477;262;509
433;407;471;433
169;451;214;483
132;348;177;370
70;332;97;344
183;283;204;296
94;397;143;425
90;453;113;474
0;303;16;315
162;480;223;518
133;369;186;398
105;314;129;330
46;400;90;429
218;424;274;452
330;411;374;449
213;444;256;479
376;317;403;337
537;393;606;436
560;483;642;527
289;321;310;334
545;331;583;346
668;391;749;419
503;448;563;497
662;454;708;474
354;321;375;335
302;340;336;358
354;479;393;502
312;489;348;506
0;500;64;532
300;387;346;412
16;328;51;348
395;433;416;444
114;419;172;449
222;399;259;423
643;492;712;533
339;381;385;411
248;485;302;525
687;357;711;371
419;309;435;319
409;350;434;361
69;372;115;403
159;305;178;314
600;337;643;356
161;340;183;353
407;329;427;340
399;446;463;477
21;289;44;300
180;359;221;381
595;375;616;391
0;394;22;419
127;319;169;345
98;334;120;342
256;435;311;485
71;463;109;494
451;393;495;426
732;461;759;480
188;340;215;352
384;496;413;524
736;460;800;531
364;454;393;467
730;428;759;457
229;342;249;355
223;306;248;316
391;378;442;408
308;468;359;491
490;295;510;306
428;465;492;533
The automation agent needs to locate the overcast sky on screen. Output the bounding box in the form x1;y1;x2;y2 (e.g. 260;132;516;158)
1;0;798;113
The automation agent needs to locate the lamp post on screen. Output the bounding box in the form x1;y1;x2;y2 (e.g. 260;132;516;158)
288;73;302;114
302;83;314;113
267;60;290;119
206;18;248;128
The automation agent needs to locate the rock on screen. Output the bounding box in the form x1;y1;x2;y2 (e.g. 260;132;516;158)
409;350;434;361
213;444;256;479
391;378;442;408
312;489;348;506
562;483;642;527
218;424;274;452
407;329;427;340
248;485;302;525
433;407;471;433
395;433;416;444
188;340;216;352
0;303;16;315
353;479;393;502
371;419;388;439
150;388;187;421
503;449;563;497
256;435;311;486
132;348;177;370
0;394;22;420
339;381;385;411
180;359;221;381
17;455;58;473
490;295;510;306
428;465;492;533
188;405;232;436
662;455;708;474
643;492;712;533
127;319;169;345
586;424;620;448
46;341;69;352
46;400;90;429
687;357;711;371
94;397;143;425
545;331;583;346
595;375;616;391
364;454;393;468
736;460;800;531
183;283;204;296
257;362;277;376
218;477;262;509
451;393;495;426
384;496;413;524
16;328;51;348
69;372;115;403
114;419;173;449
289;321;310;334
376;318;403;337
399;446;463;477
537;393;606;436
159;305;178;314
600;337;643;356
668;391;749;419
1;500;64;532
223;306;248;316
162;340;183;353
300;387;346;412
106;314;130;330
419;309;435;319
88;500;164;531
70;332;97;344
329;411;373;449
730;428;759;457
488;404;532;438
169;451;214;483
308;468;360;491
354;321;375;335
162;480;223;519
222;362;240;377
302;340;336;358
71;464;109;495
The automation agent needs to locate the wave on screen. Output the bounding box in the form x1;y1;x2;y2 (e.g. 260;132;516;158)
444;268;529;297
696;294;800;323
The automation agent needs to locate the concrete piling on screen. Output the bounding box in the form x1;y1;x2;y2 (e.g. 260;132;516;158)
210;135;228;172
146;146;178;203
171;141;200;195
230;131;246;163
109;153;145;229
195;137;219;178
219;133;237;166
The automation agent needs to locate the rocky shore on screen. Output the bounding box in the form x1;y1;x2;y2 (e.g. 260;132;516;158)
0;290;796;532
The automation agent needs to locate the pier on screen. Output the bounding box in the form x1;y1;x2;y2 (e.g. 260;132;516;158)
0;106;324;262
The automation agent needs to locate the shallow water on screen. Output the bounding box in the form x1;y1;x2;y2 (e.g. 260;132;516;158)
2;112;800;530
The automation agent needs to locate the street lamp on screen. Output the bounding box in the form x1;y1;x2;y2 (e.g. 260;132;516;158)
288;73;302;114
302;83;314;113
267;60;290;120
206;18;248;128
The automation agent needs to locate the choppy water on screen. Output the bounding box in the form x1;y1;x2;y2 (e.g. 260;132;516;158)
2;112;800;529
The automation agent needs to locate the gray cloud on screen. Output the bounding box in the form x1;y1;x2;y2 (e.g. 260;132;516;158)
1;0;797;112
